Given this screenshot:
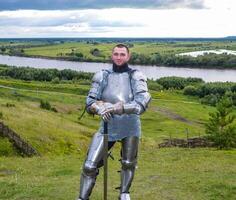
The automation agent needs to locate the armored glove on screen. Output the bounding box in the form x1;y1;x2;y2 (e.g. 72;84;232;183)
90;101;114;122
90;101;125;121
112;101;124;115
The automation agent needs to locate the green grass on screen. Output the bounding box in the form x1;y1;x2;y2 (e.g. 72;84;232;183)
0;78;235;199
0;137;18;156
0;78;210;152
0;148;235;200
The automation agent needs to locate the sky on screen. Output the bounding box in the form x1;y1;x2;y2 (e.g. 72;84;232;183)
0;0;235;38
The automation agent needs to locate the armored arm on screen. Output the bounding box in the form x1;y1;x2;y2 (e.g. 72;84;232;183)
86;71;105;114
123;71;151;115
86;70;114;121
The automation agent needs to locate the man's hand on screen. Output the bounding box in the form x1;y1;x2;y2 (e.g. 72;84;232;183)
90;101;114;122
98;105;113;122
112;101;124;115
90;101;124;121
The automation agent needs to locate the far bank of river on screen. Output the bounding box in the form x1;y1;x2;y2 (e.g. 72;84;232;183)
0;55;235;82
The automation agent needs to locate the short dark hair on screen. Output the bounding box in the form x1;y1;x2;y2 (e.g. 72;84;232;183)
113;43;129;53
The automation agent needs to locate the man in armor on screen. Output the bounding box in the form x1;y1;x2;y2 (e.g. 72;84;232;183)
78;44;151;200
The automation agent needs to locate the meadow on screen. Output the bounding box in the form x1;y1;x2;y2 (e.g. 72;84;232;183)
0;77;235;199
21;41;236;60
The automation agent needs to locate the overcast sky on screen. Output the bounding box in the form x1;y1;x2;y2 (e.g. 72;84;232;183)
0;0;235;38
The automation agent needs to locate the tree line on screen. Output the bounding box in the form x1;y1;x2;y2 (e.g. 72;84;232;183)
129;52;236;69
0;64;236;106
0;65;93;81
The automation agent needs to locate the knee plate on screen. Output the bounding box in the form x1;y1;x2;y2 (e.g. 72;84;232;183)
83;160;98;177
121;159;137;170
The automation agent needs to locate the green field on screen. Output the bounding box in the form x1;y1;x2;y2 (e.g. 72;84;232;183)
23;41;236;59
0;78;236;199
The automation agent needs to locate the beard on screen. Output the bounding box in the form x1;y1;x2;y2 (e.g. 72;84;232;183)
112;62;131;73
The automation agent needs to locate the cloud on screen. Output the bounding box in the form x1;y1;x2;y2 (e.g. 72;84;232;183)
0;9;146;38
0;10;145;27
0;2;235;38
0;0;206;11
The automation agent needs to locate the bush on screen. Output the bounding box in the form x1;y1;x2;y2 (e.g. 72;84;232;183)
0;111;3;119
40;100;58;112
183;85;199;96
147;80;163;91
90;48;101;57
224;91;236;106
51;77;60;84
231;84;236;92
184;82;236;107
0;137;17;156
40;99;52;110
75;52;84;58
157;76;204;90
200;94;219;106
231;93;236;106
205;96;236;149
6;103;15;107
198;82;232;98
157;76;186;89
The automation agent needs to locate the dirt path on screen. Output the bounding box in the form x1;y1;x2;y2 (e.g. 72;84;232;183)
154;107;202;125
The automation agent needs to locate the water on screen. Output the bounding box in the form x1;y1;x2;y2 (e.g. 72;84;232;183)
0;55;235;82
178;49;236;57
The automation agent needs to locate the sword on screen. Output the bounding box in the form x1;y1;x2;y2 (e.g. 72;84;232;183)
103;121;108;200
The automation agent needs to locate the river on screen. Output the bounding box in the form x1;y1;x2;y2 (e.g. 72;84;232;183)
0;55;235;82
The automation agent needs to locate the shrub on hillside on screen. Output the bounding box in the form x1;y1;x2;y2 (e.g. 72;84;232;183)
197;82;232;97
75;52;84;58
183;85;199;96
205;96;236;149
147;80;163;91
40;99;51;110
0;111;3;119
51;77;60;84
0;137;17;156
157;76;204;90
200;94;219;106
6;103;15;107
231;84;236;92
40;100;58;112
183;82;236;106
225;91;236;106
157;76;186;89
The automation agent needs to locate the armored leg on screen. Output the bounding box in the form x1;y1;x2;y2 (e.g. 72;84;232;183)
78;132;115;200
120;136;139;198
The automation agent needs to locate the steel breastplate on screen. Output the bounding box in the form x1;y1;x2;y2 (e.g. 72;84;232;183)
101;72;133;104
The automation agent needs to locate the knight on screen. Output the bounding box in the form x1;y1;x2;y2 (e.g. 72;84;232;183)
78;43;151;200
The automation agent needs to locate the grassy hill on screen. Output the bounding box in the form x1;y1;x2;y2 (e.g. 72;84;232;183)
0;78;211;155
0;78;235;199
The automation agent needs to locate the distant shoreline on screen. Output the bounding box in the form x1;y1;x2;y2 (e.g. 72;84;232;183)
0;53;235;70
0;36;236;41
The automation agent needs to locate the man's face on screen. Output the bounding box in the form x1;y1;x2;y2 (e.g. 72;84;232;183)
112;47;130;66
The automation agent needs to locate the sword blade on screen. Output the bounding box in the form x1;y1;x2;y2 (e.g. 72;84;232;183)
103;121;108;200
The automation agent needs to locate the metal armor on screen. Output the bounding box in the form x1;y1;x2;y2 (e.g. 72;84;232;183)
78;68;151;200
